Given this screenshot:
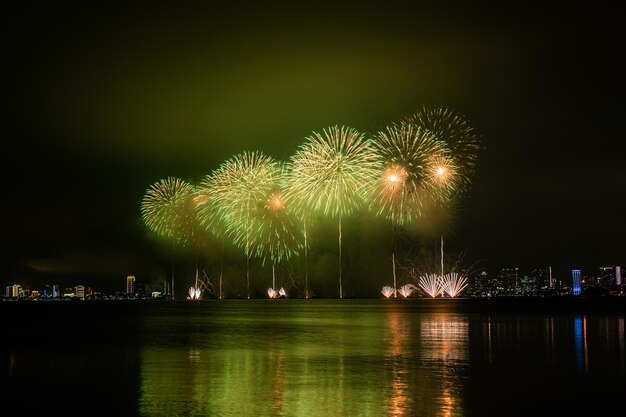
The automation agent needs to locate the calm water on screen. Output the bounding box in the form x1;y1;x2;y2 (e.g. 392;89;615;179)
2;299;625;416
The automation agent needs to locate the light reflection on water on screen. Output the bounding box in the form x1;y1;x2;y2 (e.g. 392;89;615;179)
138;302;470;417
2;300;625;417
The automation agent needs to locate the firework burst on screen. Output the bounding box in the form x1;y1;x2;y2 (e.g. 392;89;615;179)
248;164;303;266
284;125;377;218
369;124;450;226
140;176;199;247
399;105;481;194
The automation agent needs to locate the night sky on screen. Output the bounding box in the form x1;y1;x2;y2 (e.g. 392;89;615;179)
3;1;624;294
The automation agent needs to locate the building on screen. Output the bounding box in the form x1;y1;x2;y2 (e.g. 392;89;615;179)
126;275;136;294
616;266;622;286
75;285;85;298
572;269;581;296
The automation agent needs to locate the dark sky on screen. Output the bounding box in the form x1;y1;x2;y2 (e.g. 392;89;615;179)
3;1;624;294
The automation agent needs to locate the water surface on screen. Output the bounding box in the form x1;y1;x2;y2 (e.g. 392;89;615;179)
2;299;624;416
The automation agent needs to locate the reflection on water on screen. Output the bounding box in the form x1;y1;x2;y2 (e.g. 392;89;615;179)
139;303;470;417
420;314;468;417
574;316;589;373
1;300;625;417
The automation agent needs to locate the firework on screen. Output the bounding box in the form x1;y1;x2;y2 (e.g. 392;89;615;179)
199;151;278;299
369;124;450;226
381;286;395;298
398;283;417;298
267;288;279;299
399;105;481;194
140;176;199;247
419;273;444;298
441;272;468;298
247;164;303;266
278;287;287;298
284;126;377;298
188;286;202;300
285;125;377;218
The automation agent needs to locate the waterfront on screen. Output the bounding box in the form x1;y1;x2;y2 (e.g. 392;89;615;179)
2;299;625;416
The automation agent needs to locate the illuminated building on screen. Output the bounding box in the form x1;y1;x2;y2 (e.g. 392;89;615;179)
572;269;581;296
12;284;21;298
127;275;136;294
52;284;59;298
75;285;85;298
617;266;622;286
549;266;554;288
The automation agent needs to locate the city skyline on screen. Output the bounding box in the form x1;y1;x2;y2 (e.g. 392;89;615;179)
3;2;624;293
4;261;623;300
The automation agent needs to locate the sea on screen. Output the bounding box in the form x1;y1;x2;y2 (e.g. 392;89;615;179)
1;298;625;416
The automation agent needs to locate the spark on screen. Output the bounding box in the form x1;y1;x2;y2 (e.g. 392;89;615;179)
398;284;417;298
381;286;395;298
441;273;468;298
188;286;202;300
419;273;444;298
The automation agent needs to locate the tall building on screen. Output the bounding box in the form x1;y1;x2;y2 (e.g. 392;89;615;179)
572;269;581;296
616;266;622;286
12;284;21;298
126;275;136;294
52;284;59;298
549;266;554;288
